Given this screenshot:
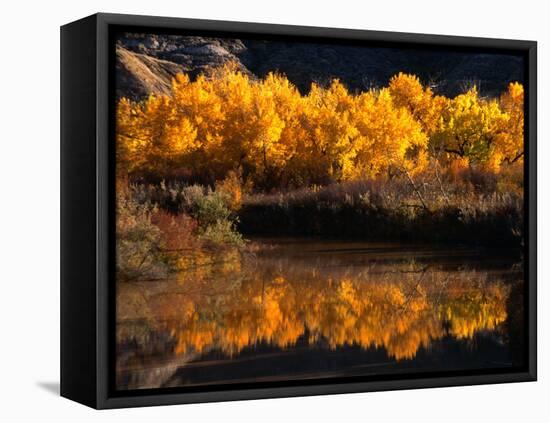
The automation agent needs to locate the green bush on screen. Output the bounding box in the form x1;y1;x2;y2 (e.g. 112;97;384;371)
199;219;244;248
187;189;244;248
190;190;231;228
180;184;206;211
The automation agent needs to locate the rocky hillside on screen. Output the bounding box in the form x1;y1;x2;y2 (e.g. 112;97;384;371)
116;33;524;100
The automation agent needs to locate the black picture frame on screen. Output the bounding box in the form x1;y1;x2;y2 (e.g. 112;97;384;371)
61;12;537;409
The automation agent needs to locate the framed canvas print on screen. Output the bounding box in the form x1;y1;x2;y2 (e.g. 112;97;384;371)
60;13;537;409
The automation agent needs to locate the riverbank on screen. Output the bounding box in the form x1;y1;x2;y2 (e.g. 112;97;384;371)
118;176;523;283
238;180;523;248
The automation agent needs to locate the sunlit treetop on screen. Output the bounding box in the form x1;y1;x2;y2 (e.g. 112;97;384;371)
116;64;524;187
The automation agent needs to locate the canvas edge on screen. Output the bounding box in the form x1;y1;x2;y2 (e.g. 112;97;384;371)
60;14;99;409
526;42;537;382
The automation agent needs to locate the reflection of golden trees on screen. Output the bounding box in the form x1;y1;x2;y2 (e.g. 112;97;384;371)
117;254;510;361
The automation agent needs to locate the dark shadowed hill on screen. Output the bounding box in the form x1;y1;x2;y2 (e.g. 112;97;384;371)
116;33;524;100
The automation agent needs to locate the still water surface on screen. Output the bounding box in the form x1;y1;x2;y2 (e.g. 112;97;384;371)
116;239;524;390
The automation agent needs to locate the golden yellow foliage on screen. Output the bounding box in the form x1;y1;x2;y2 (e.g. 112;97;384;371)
388;72;448;136
430;86;521;172
496;82;524;165
351;88;428;178
215;170;246;211
116;65;524;185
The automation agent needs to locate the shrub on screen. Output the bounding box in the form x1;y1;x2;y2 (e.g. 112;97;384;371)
116;195;168;281
151;209;199;251
185;189;244;248
180;184;206;211
215;171;250;211
116;182;249;282
191;190;232;228
199;219;244;248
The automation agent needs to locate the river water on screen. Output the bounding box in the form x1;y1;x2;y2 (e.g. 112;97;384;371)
116;238;525;390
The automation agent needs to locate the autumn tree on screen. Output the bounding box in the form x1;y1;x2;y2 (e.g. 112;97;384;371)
116;92;198;177
298;80;359;183
116;65;523;187
430;87;509;170
496;82;524;165
388;72;447;136
350;88;428;179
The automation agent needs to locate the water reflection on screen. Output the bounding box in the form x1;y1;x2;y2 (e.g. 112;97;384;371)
116;240;523;390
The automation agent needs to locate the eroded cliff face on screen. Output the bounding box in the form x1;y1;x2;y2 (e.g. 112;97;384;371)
116;46;186;99
116;34;250;99
116;32;524;100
